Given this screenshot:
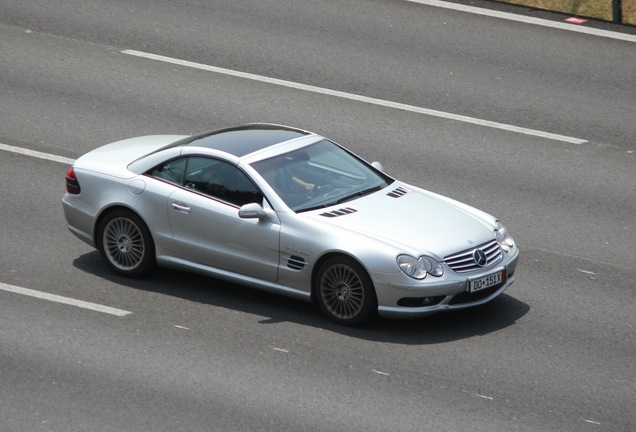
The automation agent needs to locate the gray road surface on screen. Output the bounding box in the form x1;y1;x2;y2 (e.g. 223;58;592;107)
1;1;634;431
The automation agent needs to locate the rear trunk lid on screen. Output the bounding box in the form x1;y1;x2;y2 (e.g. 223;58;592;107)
75;135;186;178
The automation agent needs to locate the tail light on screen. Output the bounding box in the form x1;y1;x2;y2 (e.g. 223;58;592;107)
65;167;81;194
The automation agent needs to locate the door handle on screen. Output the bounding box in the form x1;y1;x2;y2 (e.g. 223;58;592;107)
171;202;191;213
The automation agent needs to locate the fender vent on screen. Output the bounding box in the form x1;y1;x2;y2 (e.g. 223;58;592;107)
320;207;357;218
387;187;408;198
287;255;306;270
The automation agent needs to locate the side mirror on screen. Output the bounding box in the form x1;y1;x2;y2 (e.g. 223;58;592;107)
238;203;267;219
371;161;384;172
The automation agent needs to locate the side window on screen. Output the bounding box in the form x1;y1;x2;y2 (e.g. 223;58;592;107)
184;157;263;207
146;157;187;185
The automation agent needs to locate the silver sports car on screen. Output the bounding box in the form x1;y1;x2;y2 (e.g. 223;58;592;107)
63;124;519;325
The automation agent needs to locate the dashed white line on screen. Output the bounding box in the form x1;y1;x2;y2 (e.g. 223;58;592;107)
0;282;132;317
582;418;601;425
0;143;75;165
122;49;587;145
577;268;596;275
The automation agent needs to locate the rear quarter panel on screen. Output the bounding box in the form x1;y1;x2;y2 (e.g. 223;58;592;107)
67;169;178;256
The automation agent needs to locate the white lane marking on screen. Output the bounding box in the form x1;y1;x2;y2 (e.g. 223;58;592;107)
372;369;390;376
405;0;636;44
122;49;587;145
0;143;75;165
0;282;132;317
582;418;601;425
577;268;596;275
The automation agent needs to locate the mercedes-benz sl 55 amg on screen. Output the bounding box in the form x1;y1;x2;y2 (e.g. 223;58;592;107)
63;124;519;325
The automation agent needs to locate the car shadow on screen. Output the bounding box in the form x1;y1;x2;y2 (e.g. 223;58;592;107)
73;251;529;345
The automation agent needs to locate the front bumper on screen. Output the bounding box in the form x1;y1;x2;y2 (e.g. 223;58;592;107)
373;246;520;319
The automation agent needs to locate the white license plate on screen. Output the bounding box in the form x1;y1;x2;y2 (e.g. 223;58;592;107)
468;270;505;293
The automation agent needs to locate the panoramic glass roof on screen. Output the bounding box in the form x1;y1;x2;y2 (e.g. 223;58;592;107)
184;124;310;157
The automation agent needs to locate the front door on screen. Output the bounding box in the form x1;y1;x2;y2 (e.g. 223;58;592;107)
166;157;280;282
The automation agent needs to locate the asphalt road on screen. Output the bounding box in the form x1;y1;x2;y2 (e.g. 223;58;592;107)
1;1;635;431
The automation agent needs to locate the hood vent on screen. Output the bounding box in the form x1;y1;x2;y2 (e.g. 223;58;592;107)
387;187;408;198
320;207;358;218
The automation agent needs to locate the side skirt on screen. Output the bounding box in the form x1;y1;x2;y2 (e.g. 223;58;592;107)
156;256;313;303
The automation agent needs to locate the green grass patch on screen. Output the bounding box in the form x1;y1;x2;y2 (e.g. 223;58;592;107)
497;0;636;24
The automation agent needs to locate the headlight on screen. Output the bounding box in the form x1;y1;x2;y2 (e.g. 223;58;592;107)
397;255;444;279
495;221;515;252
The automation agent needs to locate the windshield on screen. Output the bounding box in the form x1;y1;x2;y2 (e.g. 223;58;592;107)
251;140;393;212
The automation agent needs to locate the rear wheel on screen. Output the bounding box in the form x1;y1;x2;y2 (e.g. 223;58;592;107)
314;256;377;326
97;209;154;277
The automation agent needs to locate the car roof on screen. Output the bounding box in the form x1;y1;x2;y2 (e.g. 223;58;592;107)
183;123;312;158
127;124;323;175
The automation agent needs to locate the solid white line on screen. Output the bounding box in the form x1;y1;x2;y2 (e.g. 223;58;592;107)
405;0;636;44
0;143;76;165
122;49;587;145
0;282;132;317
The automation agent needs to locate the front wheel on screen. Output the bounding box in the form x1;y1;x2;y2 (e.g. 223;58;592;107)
314;256;377;326
97;209;155;277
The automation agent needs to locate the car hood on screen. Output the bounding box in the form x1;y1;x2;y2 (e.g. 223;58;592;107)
308;184;496;258
75;135;187;178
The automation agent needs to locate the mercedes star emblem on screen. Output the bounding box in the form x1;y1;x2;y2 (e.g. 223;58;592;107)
473;249;488;267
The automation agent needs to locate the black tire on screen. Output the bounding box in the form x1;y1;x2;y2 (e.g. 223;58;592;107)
97;209;155;277
314;256;377;326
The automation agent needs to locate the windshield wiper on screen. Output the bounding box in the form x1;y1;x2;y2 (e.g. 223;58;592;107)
298;203;331;213
336;185;383;204
297;185;384;213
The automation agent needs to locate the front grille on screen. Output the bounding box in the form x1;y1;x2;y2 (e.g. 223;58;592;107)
449;284;503;305
444;239;502;273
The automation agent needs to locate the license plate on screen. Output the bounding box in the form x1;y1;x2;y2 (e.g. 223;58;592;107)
468;270;505;293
